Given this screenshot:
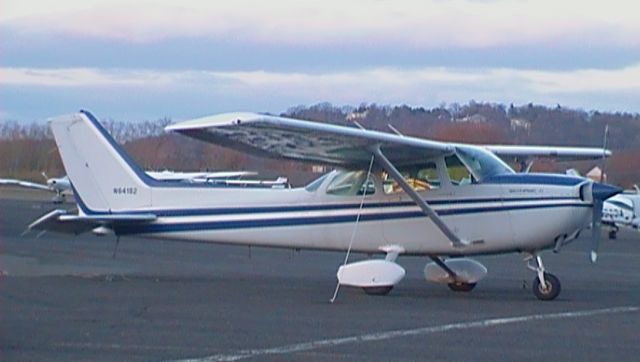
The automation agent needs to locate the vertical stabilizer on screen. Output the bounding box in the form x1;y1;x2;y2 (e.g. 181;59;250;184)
49;110;153;213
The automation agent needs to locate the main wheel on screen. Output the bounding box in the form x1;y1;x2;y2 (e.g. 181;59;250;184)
609;230;617;240
362;286;393;296
532;273;561;301
448;282;476;292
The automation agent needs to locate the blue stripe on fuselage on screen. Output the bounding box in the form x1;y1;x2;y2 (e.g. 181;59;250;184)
483;173;585;186
114;202;589;235
76;193;579;217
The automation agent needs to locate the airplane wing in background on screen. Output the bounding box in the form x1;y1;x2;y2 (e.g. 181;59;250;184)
0;179;51;191
166;113;454;167
146;170;258;181
483;145;610;161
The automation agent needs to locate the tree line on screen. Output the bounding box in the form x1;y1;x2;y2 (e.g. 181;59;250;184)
1;102;639;187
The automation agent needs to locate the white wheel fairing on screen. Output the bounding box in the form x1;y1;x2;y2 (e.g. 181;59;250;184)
337;260;406;288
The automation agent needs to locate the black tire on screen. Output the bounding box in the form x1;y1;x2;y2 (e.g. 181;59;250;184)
362;286;393;296
448;282;476;292
609;230;617;240
532;273;561;301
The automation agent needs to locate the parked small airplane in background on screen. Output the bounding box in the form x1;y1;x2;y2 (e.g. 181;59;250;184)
29;110;620;301
148;170;290;188
566;169;639;239
602;189;640;239
0;172;71;203
2;170;289;204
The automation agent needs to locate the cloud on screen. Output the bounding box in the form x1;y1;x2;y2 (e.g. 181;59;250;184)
0;67;182;87
2;0;640;48
2;64;640;111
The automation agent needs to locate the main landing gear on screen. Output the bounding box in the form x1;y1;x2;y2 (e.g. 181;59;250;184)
447;281;477;292
424;257;487;293
525;253;561;301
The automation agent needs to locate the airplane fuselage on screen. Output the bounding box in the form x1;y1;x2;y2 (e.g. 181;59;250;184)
80;171;592;256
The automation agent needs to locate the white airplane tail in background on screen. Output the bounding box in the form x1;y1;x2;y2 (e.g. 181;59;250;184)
49;110;153;213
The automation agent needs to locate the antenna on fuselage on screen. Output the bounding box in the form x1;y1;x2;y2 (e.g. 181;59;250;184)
329;154;376;304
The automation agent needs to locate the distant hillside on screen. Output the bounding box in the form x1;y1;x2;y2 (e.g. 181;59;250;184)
1;102;639;187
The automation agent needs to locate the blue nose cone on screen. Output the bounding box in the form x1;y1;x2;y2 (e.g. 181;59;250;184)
592;182;622;200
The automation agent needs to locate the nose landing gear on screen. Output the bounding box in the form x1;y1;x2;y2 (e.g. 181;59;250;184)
525;253;561;301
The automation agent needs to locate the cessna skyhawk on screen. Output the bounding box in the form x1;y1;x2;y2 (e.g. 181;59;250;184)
29;110;620;301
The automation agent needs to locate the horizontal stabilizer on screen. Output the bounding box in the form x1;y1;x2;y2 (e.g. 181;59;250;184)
28;209;156;235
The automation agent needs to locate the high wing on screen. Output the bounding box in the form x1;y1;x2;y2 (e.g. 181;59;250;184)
484;145;610;160
166;113;454;167
167;113;611;166
0;178;51;191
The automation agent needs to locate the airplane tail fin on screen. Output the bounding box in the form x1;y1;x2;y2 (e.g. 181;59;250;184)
49;110;154;213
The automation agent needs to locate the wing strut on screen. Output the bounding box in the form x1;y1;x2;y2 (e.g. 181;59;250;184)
371;146;468;248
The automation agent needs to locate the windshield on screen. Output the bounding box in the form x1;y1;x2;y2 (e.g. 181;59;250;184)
455;145;514;182
326;170;375;196
305;173;330;192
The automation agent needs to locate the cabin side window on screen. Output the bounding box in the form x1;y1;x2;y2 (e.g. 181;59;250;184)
326;171;375;196
383;162;440;194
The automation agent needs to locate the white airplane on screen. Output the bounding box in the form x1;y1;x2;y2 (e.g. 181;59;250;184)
566;169;640;239
0;172;71;203
29;110;620;301
2;170;283;203
602;190;640;239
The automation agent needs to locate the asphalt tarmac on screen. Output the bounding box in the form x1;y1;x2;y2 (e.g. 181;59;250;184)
1;191;639;361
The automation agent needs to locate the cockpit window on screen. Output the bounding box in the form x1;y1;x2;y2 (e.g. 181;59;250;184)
305;173;329;192
454;145;514;182
326;171;375;196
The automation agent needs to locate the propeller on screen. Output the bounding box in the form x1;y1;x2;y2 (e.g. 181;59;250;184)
590;182;622;262
590;124;613;263
590;197;603;263
41;171;49;181
599;125;609;183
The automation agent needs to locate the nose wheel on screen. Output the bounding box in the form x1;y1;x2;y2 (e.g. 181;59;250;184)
525;253;561;301
532;272;560;300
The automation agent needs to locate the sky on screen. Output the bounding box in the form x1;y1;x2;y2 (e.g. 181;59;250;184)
2;0;640;122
